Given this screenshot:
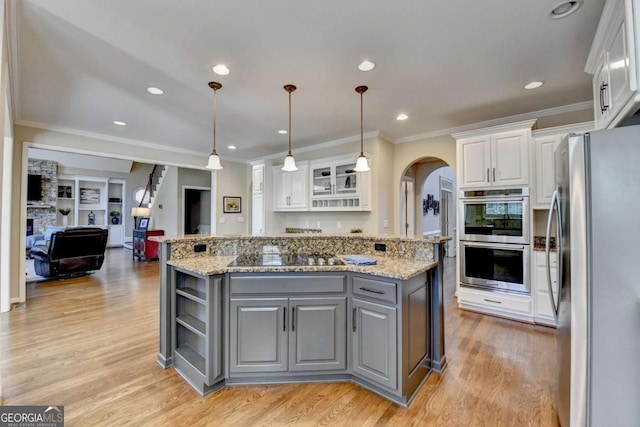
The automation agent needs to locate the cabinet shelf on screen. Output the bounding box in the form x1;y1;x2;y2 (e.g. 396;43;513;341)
176;288;206;305
175;345;206;374
176;315;206;337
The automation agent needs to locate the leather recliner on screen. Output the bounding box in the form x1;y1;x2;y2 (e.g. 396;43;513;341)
31;227;109;278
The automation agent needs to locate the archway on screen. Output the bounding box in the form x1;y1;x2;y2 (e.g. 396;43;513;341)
398;157;457;255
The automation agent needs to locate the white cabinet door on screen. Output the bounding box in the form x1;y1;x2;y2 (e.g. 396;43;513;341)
592;56;611;129
251;194;264;234
107;224;124;247
607;3;633;124
492;130;529;187
273;163;308;211
459;137;491;188
288;168;308;209
252;165;264;195
533;251;558;326
534;135;562;208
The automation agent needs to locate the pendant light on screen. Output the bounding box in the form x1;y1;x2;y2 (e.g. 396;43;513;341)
354;85;370;172
282;84;298;172
205;81;223;170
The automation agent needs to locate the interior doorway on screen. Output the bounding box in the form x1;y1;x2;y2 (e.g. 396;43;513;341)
439;176;455;256
183;187;211;234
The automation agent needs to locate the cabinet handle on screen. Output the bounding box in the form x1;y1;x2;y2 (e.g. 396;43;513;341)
483;298;502;304
600;82;609;113
487;168;490;182
359;286;385;295
292;307;295;332
283;307;287;331
492;167;496;182
352;307;357;332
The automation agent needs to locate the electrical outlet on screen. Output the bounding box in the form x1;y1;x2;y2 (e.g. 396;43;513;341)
219;217;226;223
383;220;389;228
194;244;207;253
305;221;310;227
374;243;386;252
316;221;321;228
238;217;245;223
337;221;342;229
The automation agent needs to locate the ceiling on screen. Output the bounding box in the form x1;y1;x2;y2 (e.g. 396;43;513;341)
11;0;604;162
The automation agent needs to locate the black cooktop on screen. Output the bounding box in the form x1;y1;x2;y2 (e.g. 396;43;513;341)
228;254;344;267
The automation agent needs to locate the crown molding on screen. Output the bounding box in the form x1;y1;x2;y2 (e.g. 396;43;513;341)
532;121;594;138
394;101;593;144
253;130;381;162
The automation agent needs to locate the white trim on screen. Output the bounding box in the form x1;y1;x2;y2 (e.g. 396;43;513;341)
1;137;13;312
18;142;28;304
451;119;538;140
396;102;592;143
531;121;594;137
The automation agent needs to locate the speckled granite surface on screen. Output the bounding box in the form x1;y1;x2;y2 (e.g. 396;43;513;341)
168;255;438;281
152;233;450;263
284;227;322;233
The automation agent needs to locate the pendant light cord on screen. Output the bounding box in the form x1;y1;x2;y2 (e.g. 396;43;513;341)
288;90;292;156
360;90;364;156
212;87;218;155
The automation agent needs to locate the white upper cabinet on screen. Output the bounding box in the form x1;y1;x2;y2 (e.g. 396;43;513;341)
586;0;640;129
273;161;308;211
309;154;371;211
454;120;535;189
252;164;264;195
531;123;594;209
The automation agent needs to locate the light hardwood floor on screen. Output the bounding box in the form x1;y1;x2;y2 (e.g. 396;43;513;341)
1;249;558;426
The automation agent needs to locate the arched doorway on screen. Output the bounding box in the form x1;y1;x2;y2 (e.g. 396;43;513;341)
399;157;456;256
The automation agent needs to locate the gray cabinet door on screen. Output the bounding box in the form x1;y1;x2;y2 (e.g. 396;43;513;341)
229;298;288;373
352;298;397;390
289;297;346;372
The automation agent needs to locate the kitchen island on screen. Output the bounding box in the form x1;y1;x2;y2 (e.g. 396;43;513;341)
154;233;449;406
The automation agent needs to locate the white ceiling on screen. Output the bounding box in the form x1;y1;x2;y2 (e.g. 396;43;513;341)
11;0;604;162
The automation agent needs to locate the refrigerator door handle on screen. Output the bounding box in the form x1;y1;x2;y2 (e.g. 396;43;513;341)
546;190;559;318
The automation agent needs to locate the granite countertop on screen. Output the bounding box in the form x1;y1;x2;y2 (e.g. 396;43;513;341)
152;232;451;244
168;255;438;281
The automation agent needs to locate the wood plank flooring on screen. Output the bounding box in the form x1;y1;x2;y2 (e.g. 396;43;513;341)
0;249;558;426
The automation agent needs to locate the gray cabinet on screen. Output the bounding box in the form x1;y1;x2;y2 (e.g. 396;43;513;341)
229;298;288;373
229;296;347;374
289;297;346;371
171;268;224;395
352;298;397;390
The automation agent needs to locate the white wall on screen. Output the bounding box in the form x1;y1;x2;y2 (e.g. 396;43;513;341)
421;167;455;234
151;166;179;237
215;160;249;234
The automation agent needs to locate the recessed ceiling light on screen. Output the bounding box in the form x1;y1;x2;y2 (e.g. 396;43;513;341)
358;60;376;72
212;64;230;75
550;1;582;19
524;81;544;90
278;129;288;134
113;120;127;126
147;87;164;95
396;113;409;121
227;145;237;150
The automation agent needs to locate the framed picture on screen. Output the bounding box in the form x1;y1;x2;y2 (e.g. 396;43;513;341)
433;200;440;215
58;185;72;198
138;217;150;230
80;187;100;204
223;196;242;213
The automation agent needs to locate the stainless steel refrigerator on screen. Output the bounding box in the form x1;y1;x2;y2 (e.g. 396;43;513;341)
545;126;640;426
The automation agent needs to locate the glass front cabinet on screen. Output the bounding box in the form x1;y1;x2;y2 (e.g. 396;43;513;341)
309;155;370;211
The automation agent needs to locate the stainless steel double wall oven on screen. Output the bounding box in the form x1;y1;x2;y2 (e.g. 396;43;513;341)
459;188;530;294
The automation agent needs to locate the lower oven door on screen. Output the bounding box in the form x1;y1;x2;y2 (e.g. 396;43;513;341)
460;241;530;294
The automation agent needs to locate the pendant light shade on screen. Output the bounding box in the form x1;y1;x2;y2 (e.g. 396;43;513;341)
354;85;370;172
205;81;224;170
281;84;298;172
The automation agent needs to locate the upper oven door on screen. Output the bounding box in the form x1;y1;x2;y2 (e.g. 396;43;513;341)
459;196;529;244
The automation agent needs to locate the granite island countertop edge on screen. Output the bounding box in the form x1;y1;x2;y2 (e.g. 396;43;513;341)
167;255;438;281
